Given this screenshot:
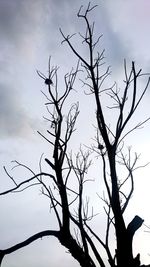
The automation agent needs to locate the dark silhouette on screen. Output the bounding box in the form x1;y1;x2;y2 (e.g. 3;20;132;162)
45;78;53;85
0;3;150;267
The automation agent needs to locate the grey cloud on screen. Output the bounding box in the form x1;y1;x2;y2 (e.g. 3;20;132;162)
0;0;135;139
95;4;130;71
49;0;83;26
48;0;129;71
0;0;131;65
0;0;79;44
0;82;32;138
0;0;42;42
0;1;29;44
0;1;41;75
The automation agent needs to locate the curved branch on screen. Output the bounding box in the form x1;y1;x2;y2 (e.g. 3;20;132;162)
0;230;59;266
0;172;54;196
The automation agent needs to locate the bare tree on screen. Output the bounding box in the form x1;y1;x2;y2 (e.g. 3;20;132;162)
0;3;150;267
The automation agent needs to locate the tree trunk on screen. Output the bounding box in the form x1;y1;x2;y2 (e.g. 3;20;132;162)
59;232;96;267
0;251;4;267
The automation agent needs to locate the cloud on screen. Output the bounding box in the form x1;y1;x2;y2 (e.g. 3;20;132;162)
0;82;33;138
103;0;150;67
0;0;55;139
0;0;44;43
0;0;149;140
0;1;149;267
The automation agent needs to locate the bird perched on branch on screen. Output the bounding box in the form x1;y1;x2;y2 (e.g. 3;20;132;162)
98;143;104;150
45;78;53;85
36;70;53;85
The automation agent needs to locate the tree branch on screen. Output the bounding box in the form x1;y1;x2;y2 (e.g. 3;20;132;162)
0;172;53;196
0;230;59;266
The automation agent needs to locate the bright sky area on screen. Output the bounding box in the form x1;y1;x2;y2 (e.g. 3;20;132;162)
0;0;150;266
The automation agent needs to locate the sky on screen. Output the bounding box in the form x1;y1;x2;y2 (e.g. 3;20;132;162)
0;0;150;266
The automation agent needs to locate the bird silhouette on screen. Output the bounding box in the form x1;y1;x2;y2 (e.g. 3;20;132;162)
45;78;53;85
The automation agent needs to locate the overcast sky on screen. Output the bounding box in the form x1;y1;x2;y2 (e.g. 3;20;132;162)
0;0;150;266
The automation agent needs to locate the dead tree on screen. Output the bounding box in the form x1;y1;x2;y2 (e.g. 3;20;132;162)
0;3;150;267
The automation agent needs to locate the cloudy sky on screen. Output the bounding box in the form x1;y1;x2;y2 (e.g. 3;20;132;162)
0;0;150;266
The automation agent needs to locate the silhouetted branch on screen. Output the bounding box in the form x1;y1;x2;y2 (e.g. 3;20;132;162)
0;230;59;266
0;3;149;267
0;172;53;196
